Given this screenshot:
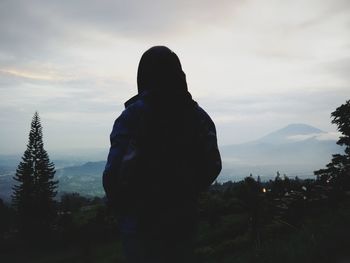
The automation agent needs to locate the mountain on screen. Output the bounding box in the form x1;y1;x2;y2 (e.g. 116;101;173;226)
56;161;106;197
56;161;106;179
55;123;343;189
0;123;344;200
257;123;324;144
220;124;343;181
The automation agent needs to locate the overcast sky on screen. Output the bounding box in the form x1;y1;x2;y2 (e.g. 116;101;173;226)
0;0;349;155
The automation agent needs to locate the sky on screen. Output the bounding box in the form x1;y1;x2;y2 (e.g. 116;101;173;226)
0;0;349;155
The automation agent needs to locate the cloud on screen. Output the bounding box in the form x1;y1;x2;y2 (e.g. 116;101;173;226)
325;57;350;82
35;0;242;36
0;0;242;61
288;132;341;142
0;0;350;153
205;87;348;145
0;69;65;82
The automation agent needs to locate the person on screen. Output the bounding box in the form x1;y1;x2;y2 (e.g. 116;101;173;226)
103;46;221;263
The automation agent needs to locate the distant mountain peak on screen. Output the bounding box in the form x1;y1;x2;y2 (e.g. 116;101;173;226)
278;123;324;134
257;123;324;144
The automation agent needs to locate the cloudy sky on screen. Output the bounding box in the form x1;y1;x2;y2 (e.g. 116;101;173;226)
0;0;349;155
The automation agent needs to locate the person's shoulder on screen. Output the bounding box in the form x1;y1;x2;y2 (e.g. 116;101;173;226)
194;103;214;123
124;94;143;109
117;94;148;123
193;103;217;136
110;96;148;136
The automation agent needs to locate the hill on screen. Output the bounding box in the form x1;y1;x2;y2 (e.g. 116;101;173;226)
56;161;106;197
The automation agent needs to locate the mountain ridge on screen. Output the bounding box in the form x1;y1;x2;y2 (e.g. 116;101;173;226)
0;123;344;200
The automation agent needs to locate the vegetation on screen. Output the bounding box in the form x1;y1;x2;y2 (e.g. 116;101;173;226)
315;100;350;189
1;175;350;263
1;101;350;262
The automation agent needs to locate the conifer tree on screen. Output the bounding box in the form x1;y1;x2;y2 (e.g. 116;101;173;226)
12;112;58;235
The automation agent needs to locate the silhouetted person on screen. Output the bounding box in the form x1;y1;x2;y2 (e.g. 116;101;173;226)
103;46;221;263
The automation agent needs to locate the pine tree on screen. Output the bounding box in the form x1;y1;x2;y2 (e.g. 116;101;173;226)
12;112;58;235
314;100;350;189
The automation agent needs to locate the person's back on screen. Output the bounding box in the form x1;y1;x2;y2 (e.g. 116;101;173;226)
103;46;221;263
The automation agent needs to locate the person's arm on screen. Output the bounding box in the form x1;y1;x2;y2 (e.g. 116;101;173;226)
195;107;222;192
102;107;135;206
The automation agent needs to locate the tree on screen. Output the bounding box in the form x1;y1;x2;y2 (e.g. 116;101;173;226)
12;112;58;235
237;175;262;246
314;100;350;189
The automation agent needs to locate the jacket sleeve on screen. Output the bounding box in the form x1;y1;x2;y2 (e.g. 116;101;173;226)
196;108;222;192
102;107;136;205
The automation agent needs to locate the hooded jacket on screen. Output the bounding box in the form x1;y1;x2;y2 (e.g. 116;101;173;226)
103;46;221;218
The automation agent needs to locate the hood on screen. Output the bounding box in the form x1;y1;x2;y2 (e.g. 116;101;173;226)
137;46;188;94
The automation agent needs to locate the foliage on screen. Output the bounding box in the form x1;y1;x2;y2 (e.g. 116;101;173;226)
314;100;350;189
2;174;350;263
